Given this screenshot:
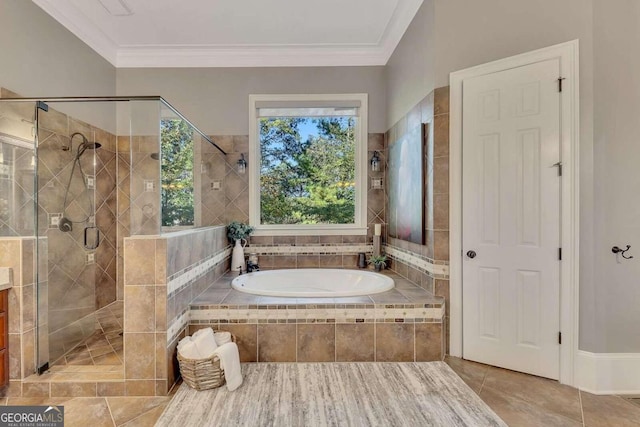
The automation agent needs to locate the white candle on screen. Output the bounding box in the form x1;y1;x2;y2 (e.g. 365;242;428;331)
374;224;382;236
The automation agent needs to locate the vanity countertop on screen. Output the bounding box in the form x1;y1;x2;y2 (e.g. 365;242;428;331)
0;268;12;291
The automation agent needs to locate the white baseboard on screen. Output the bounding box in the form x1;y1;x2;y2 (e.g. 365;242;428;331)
576;350;640;395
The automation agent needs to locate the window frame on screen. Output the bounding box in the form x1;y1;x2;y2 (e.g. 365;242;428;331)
248;93;368;236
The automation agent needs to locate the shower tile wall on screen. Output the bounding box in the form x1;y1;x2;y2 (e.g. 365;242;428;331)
95;129;118;309
384;86;450;351
128;136;161;236
116;137;131;301
36;106;118;364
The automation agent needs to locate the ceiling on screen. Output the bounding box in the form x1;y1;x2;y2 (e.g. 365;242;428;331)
33;0;424;68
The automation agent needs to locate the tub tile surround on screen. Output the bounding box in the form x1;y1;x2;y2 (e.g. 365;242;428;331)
188;271;445;363
384;86;451;351
123;225;230;396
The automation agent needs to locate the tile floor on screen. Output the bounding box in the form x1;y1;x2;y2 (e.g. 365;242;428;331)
54;302;124;367
445;356;640;426
3;357;639;425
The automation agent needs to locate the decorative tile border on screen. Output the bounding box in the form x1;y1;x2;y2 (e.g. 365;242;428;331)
247;244;372;255
189;303;444;326
384;246;449;278
167;310;189;345
167;246;232;296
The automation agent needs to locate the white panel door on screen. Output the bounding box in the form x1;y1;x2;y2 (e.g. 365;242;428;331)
462;59;561;379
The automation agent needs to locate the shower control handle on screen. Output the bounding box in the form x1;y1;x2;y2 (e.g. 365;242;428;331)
466;250;477;259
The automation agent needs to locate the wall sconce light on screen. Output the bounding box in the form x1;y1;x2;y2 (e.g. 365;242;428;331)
237;153;247;174
370;151;381;172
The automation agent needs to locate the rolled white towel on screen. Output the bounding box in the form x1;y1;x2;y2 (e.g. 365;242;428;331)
192;328;218;358
214;331;232;345
213;342;243;391
177;337;202;359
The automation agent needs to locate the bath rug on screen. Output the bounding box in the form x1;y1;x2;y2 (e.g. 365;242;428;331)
156;362;506;426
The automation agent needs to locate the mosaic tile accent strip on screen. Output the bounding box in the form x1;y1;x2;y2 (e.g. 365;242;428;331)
189;304;444;326
248;244;373;255
167;247;232;296
384;246;449;278
167;310;189;345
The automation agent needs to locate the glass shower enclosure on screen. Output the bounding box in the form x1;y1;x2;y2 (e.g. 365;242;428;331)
0;96;224;374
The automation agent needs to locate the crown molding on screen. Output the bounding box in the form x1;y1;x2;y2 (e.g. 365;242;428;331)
115;45;389;68
33;0;119;65
33;0;424;68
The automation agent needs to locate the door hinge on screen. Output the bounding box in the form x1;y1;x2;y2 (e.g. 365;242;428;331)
558;77;566;92
36;101;49;112
553;162;563;176
558;248;562;260
558;332;562;345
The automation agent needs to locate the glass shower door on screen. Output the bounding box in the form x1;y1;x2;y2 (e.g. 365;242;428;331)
36;103;99;368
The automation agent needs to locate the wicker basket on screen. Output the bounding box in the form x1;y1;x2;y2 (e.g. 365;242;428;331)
177;333;236;391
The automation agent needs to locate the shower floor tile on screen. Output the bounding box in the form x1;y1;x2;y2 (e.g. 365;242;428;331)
53;301;123;368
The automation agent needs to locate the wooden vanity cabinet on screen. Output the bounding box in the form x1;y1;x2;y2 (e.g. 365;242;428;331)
0;290;8;387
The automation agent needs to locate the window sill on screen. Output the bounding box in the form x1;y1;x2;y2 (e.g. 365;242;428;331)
251;225;368;236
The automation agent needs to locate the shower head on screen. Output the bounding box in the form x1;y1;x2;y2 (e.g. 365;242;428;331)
77;141;101;158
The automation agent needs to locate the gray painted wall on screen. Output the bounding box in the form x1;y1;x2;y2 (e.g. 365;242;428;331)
385;0;434;129
116;67;387;134
384;0;640;353
0;1;116;131
592;0;640;353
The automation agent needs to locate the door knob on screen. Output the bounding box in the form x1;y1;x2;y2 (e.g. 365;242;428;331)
466;250;477;259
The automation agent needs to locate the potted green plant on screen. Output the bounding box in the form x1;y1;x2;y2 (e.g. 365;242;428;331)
227;221;254;242
227;221;254;273
368;254;388;272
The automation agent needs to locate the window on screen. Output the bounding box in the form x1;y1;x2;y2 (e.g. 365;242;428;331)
249;94;368;235
160;118;194;227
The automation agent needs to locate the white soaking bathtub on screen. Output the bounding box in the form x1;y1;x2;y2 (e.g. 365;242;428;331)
231;269;394;297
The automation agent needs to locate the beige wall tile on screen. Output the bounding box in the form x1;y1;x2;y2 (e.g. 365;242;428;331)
433;113;450;158
297;324;335;362
319;255;343;268
433;193;449;231
155;333;167;379
96;381;125;396
434;86;450;116
21;239;34;285
297;255;319;268
257;324;296;362
336;324;374;362
124;286;155;333
155;239;167;285
415;323;443;362
434;231;449;261
21;329;35;378
50;382;96;397
223;324;257;363
124;333;155;380
125;380;156;396
273;256;296;269
155;287;167;332
22;382;49;397
375;324;414;362
124;239;156;285
433;155;449;195
8;334;21;380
